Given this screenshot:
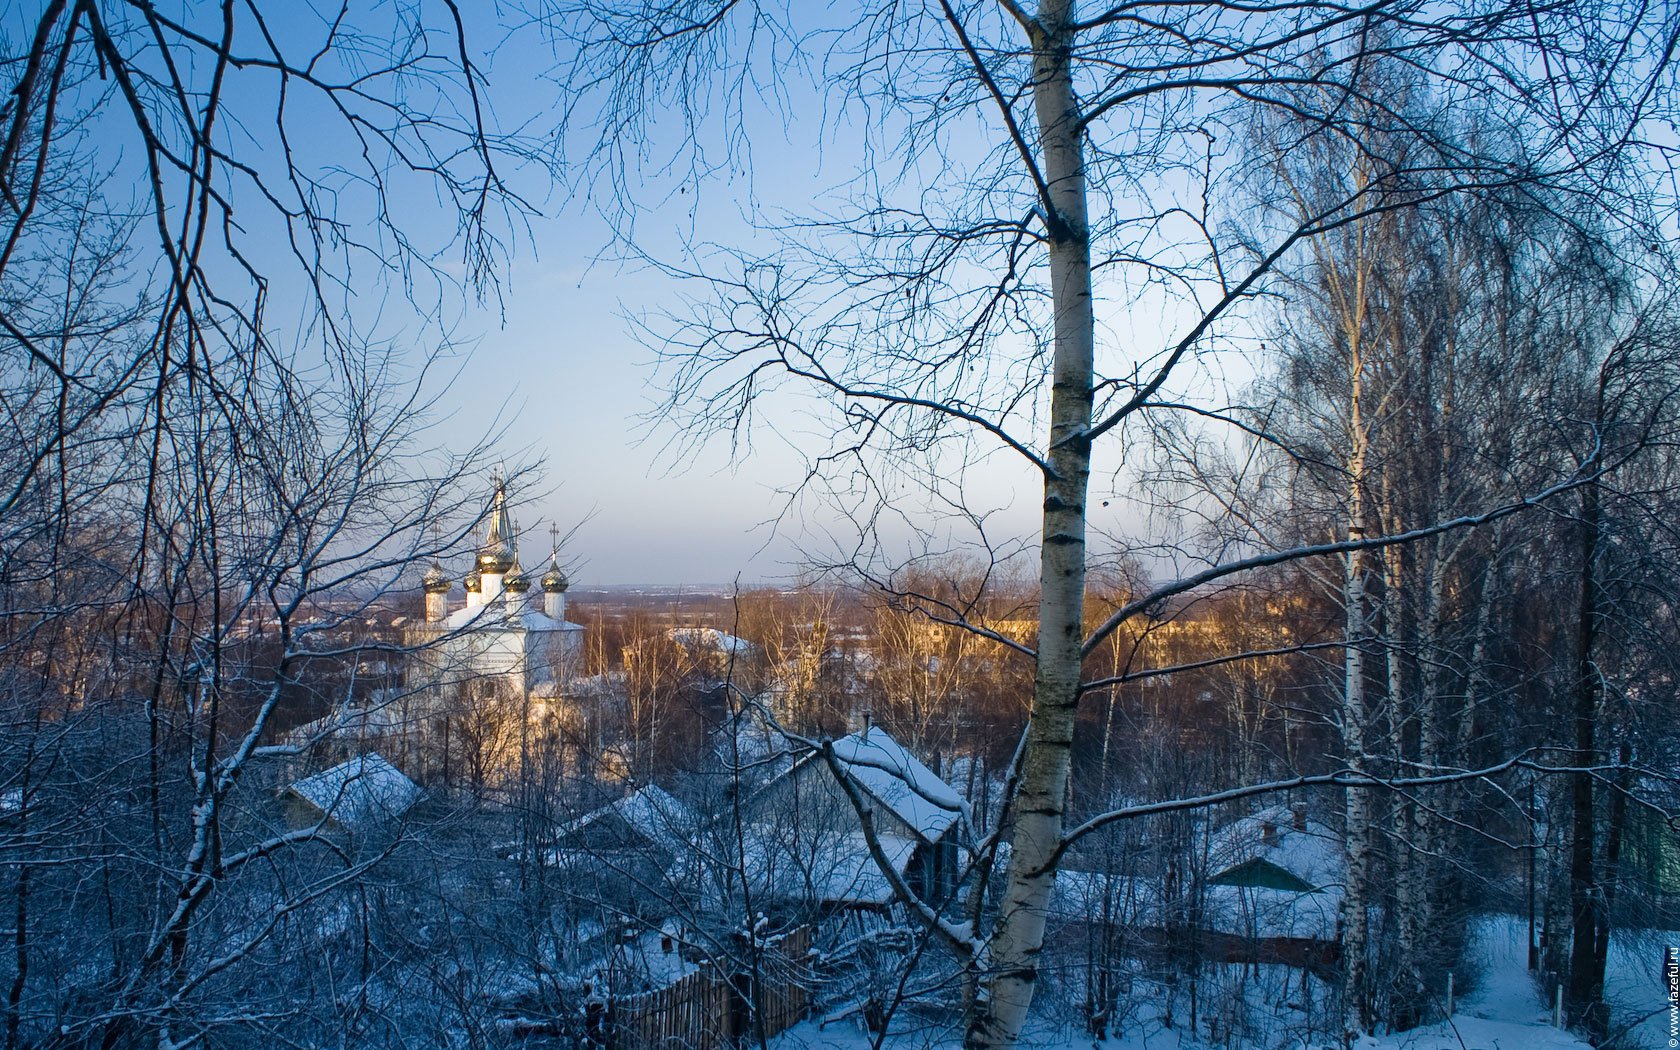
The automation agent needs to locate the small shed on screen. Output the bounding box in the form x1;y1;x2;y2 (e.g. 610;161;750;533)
285;753;422;832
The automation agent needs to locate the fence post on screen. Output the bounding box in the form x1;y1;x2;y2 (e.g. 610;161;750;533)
1446;972;1454;1018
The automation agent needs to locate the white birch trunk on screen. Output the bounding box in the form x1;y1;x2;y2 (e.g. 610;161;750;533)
1340;266;1373;1042
968;2;1094;1044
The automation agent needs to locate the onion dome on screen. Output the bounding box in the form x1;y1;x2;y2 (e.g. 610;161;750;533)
503;557;530;594
478;544;515;575
476;479;517;574
541;555;569;594
464;569;482;593
422;560;450;594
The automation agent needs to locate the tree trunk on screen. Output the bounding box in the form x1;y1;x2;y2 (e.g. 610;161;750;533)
1341;288;1373;1043
968;3;1093;1045
1565;467;1608;1038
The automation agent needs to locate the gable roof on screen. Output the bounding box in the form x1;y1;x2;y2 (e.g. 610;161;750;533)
1207;803;1343;891
1209;857;1318;893
287;753;421;831
667;627;756;656
558;784;697;854
824;729;967;842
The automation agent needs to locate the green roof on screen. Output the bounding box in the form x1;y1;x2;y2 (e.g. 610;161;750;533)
1209;857;1318;893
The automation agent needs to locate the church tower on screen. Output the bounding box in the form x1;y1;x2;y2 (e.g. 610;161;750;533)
542;551;569;621
476;478;515;602
422;559;450;622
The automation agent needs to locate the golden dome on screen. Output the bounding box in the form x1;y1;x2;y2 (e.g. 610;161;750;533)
504;557;530;593
477;478;517;573
463;569;482;593
478;544;515;574
541;555;569;593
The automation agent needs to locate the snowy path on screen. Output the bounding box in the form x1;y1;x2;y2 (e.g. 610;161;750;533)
1356;919;1587;1050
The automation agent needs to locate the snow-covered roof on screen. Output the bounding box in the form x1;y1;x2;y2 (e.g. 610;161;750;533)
287;753;421;830
667;627;756;656
442;599;583;633
737;830;919;906
825;728;967;842
1207;803;1344;891
558;784;698;854
1051;867;1342;940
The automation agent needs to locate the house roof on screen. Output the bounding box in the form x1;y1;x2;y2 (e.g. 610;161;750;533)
1209;857;1317;893
735;829;920;906
287;753;421;830
558;784;697;854
1207;803;1343;891
824;728;967;842
667;627;756;656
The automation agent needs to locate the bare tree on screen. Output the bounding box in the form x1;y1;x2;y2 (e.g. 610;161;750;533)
0;3;537;1044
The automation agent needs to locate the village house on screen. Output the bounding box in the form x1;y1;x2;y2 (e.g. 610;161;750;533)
743;723;970;908
283;753;423;834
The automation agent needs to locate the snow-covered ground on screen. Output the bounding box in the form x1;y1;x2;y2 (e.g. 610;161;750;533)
769;915;1674;1049
1353;918;1587;1050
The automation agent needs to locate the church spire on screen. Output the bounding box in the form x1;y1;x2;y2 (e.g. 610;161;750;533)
477;473;516;576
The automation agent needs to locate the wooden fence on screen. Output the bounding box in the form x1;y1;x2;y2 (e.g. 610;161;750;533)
596;925;815;1049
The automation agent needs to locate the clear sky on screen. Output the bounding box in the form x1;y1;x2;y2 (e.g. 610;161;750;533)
83;1;1244;588
415;16;1066;587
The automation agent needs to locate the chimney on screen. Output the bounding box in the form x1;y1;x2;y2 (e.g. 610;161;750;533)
1291;801;1308;831
1261;821;1279;848
860;707;872;741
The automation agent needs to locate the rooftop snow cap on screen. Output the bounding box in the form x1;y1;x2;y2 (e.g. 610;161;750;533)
422;560;450;593
288;753;421;831
827;728;967;842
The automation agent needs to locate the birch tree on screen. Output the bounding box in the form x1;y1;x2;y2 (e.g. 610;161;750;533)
544;0;1680;1044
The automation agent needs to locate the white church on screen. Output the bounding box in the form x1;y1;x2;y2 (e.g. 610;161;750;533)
285;477;591;789
406;476;586;709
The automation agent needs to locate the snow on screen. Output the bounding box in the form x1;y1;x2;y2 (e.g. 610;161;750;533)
827;729;967;842
1206;882;1342;940
1051;868;1340;940
1207;804;1345;892
668;626;757;655
442;599;582;633
287;753;421;830
1604;925;1678;1050
557;783;698;854
767;915;1637;1050
1350;918;1591;1050
736;830;921;905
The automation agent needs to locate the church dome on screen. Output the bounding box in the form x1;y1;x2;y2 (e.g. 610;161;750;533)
504;557;530;593
541;555;569;593
478;543;515;574
464;569;482;593
422;560;451;594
